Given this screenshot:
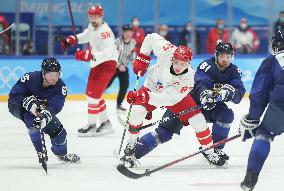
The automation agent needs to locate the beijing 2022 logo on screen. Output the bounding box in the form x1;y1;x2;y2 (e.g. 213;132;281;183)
0;66;26;89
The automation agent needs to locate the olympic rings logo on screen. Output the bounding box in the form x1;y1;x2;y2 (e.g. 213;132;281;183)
0;66;26;89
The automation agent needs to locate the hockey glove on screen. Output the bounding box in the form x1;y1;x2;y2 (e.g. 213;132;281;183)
239;114;260;142
33;110;52;129
127;89;149;105
133;53;151;77
200;90;217;110
75;48;93;62
61;35;77;53
219;84;235;102
23;95;40;116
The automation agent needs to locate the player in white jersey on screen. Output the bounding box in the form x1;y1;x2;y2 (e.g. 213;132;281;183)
62;5;118;137
120;33;227;168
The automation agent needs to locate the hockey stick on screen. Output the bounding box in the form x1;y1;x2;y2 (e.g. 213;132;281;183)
118;74;140;155
39;128;48;173
66;0;76;37
117;133;241;179
0;23;15;34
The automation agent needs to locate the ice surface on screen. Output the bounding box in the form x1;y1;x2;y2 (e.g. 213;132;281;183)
0;99;283;191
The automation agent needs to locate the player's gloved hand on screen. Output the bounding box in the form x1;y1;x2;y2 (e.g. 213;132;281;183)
239;114;260;142
75;48;93;62
33;110;52;129
219;84;235;102
200;90;217;110
61;35;77;53
127;89;149;105
23;95;40;116
133;53;151;77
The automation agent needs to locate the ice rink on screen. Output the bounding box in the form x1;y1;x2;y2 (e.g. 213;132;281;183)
0;98;283;191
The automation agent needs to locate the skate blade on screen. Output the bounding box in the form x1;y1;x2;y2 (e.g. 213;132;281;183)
208;160;228;169
78;129;115;137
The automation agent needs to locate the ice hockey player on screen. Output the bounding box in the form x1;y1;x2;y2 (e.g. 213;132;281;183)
8;57;80;166
120;33;227;168
62;5;118;137
127;41;245;167
239;31;284;190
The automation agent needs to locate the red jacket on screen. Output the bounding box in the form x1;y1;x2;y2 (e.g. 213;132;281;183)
206;28;229;53
0;15;10;43
132;27;145;52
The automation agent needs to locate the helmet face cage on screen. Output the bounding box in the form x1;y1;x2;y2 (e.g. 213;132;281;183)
41;58;61;75
271;31;284;54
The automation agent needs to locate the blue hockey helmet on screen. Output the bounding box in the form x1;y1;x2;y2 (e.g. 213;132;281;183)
41;57;61;73
271;31;284;54
215;41;234;56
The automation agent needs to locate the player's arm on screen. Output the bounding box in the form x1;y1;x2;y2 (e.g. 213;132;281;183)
76;28;90;44
45;83;67;116
248;59;272;120
9;73;31;106
228;68;246;104
194;61;214;96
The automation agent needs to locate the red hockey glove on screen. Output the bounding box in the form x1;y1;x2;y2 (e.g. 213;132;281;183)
127;89;149;105
75;48;93;62
61;35;77;53
133;53;151;77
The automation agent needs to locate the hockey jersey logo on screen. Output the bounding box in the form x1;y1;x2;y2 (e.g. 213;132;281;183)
155;80;164;92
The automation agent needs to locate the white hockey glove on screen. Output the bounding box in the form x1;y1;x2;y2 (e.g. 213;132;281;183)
219;84;235;102
33;110;52;129
239;114;260;142
23;95;40;116
200;90;217;110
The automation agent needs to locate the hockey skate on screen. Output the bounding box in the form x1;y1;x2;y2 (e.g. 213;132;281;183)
117;105;127;114
57;153;80;163
215;148;229;161
78;124;97;137
199;147;227;167
120;141;140;168
95;120;115;136
240;170;259;191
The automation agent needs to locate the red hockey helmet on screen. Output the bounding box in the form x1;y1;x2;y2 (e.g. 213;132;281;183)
88;5;104;16
173;45;193;62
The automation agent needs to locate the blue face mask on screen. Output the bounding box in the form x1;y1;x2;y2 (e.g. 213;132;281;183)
217;24;224;29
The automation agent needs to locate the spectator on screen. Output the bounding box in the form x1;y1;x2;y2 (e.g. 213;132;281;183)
107;25;136;113
179;21;201;54
158;24;171;42
274;10;284;34
22;40;36;55
206;18;229;54
0;14;10;54
231;18;260;54
131;16;145;52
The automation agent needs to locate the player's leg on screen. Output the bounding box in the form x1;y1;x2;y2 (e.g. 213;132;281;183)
44;116;80;163
78;60;116;136
116;68;129;113
134;109;179;159
168;95;227;167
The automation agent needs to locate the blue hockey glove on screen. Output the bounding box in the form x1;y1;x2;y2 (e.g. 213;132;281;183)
23;95;40;116
200;90;217;110
239;114;260;142
33;110;52;129
219;84;235;102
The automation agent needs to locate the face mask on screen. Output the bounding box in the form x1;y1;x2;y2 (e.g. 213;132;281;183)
159;31;168;36
132;20;140;27
217;24;224;30
186;26;192;31
280;17;284;22
240;23;247;29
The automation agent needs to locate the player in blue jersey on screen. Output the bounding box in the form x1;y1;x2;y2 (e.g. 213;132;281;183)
130;41;245;166
8;57;80;166
239;31;284;190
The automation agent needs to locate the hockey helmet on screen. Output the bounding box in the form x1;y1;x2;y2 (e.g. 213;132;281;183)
173;45;193;62
88;5;104;17
215;41;234;56
41;57;61;73
271;31;284;53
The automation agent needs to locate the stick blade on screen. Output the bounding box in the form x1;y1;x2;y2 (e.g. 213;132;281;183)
117;164;146;179
41;160;48;174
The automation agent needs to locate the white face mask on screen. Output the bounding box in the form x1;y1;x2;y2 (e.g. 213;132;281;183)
132;20;140;27
186;26;192;31
240;23;247;29
159;31;168;36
